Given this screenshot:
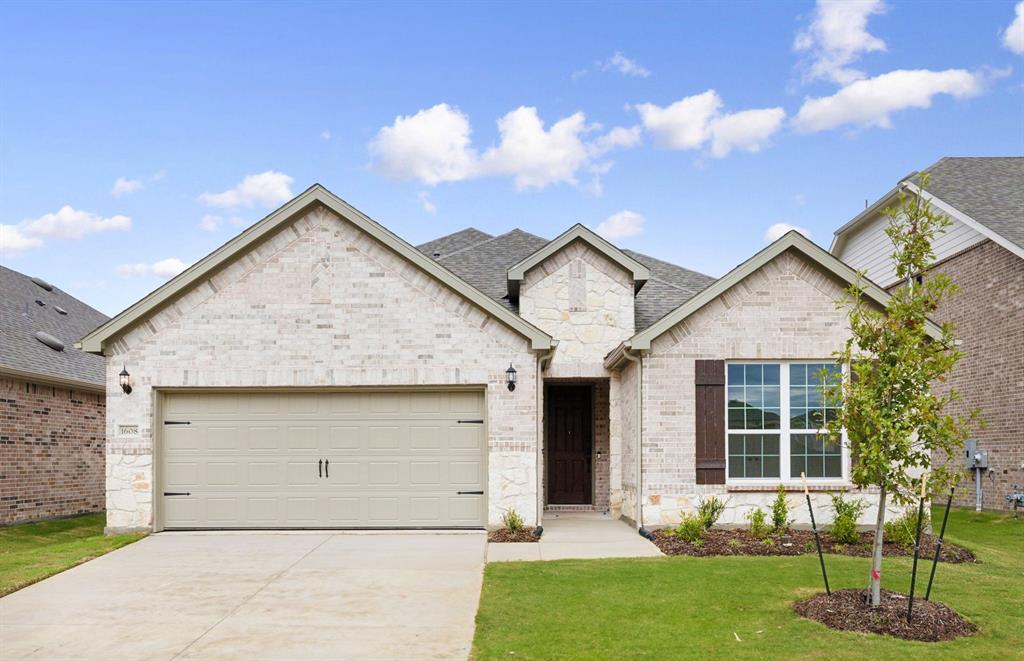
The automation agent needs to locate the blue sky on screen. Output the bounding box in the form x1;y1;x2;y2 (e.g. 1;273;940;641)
2;0;1022;316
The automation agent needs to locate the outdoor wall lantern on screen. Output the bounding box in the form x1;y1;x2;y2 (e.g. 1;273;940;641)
119;365;133;395
505;364;517;392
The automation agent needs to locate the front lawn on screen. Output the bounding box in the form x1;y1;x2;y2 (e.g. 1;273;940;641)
0;513;145;597
473;508;1022;660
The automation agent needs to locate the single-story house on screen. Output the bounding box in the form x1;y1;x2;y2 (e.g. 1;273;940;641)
81;185;930;533
832;156;1023;511
0;266;109;525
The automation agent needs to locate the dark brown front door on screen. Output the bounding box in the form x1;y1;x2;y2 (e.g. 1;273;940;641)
546;385;593;505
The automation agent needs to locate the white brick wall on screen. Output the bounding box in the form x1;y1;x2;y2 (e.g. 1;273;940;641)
104;205;539;531
633;250;897;526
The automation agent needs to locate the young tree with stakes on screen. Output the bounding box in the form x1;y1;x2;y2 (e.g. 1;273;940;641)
824;175;977;608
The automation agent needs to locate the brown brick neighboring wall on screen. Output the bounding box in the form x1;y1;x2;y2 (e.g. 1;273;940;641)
593;379;610;511
0;377;105;525
927;240;1024;511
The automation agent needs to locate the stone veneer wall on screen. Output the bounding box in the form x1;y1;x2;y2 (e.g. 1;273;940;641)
1;377;105;525
520;239;634;379
924;240;1023;511
639;249;900;527
103;205;539;532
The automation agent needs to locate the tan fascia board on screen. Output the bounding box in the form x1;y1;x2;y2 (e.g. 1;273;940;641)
80;184;554;354
506;223;650;298
0;365;105;393
902;182;1024;261
627;231;943;351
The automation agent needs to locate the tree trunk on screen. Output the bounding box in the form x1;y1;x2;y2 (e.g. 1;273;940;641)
869;484;887;607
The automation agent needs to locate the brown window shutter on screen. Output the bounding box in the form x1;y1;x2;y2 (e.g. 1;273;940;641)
695;359;726;485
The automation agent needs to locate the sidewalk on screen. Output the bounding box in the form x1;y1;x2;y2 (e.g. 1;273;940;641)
487;512;663;562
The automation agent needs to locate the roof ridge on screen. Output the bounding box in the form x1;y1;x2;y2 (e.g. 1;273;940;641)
437;227;548;262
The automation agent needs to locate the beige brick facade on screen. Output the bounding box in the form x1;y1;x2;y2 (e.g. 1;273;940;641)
103;205;539;532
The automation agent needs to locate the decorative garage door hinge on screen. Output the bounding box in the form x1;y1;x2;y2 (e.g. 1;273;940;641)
163;492;191;496
163;420;191;425
457;419;484;424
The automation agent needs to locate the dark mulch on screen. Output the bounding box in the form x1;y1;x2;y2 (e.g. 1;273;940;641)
488;529;540;543
652;528;975;563
793;588;977;642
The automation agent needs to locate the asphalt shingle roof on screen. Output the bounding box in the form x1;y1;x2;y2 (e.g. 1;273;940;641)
915;157;1024;250
417;228;716;330
417;228;494;259
0;266;108;386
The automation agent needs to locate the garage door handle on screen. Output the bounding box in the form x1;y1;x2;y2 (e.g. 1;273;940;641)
457;490;484;495
324;459;329;478
163;492;191;496
319;459;323;478
457;419;483;424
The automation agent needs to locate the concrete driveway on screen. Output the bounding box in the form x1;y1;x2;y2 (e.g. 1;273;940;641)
0;532;486;660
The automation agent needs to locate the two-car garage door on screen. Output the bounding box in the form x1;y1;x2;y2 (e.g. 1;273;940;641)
159;390;486;529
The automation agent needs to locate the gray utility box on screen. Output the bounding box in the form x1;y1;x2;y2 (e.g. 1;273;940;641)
964;440;989;469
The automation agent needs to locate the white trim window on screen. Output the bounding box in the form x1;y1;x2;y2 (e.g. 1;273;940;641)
726;361;845;483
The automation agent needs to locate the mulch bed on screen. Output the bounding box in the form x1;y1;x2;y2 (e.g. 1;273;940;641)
793;588;977;642
488;529;540;543
652;528;975;563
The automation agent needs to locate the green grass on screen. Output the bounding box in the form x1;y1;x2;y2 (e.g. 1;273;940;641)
473;508;1023;660
0;513;145;597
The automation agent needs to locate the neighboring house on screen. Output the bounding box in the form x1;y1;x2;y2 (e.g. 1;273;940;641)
81;185;926;533
0;266;109;525
832;157;1024;512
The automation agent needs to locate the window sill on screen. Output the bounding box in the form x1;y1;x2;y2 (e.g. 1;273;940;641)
726;483;852;493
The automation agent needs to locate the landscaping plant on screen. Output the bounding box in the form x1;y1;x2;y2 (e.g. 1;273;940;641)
770;484;793;534
823;174;977;607
672;514;707;545
884;507;931;550
746;507;771;540
501;509;525;533
829;494;867;545
696;496;727;530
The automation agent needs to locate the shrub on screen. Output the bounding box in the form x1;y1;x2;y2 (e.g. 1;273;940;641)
502;509;525;533
746;507;771;539
696;496;728;530
884;507;930;549
829;494;867;545
770;485;794;534
673;514;707;544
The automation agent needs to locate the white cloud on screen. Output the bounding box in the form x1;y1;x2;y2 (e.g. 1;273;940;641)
764;222;811;242
595;210;645;240
1004;2;1024;55
600;52;651;78
111;177;143;198
199;171;294;208
320;130;332;140
21;206;131;240
635;91;784;157
0;225;43;254
116;257;191;279
369;103;638;191
794;0;887;85
417;191;437;214
199;214;222;232
708;108;786;157
793;68;983;132
635;90;721;150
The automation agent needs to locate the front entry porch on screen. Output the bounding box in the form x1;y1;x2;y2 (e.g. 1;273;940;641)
486;512;662;561
543;380;611;513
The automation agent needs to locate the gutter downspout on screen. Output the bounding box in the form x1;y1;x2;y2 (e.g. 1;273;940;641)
622;348;653;540
535;342;557;533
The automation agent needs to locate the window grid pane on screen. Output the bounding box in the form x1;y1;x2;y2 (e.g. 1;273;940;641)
728;363;781;432
789;432;842;478
728;433;781;478
789;363;841;431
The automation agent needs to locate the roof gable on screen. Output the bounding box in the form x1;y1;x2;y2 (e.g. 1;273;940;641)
79;185;554;354
616;231;942;356
506;224;650;299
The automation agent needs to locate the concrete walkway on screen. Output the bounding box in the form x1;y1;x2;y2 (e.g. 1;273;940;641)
487;512;663;562
0;531;486;660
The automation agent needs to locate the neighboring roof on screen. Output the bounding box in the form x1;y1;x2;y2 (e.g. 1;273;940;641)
506;224;650;298
0;266;108;389
607;231;944;364
80;185;554;354
418;228;716;331
418;228;493;259
832;157;1024;258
